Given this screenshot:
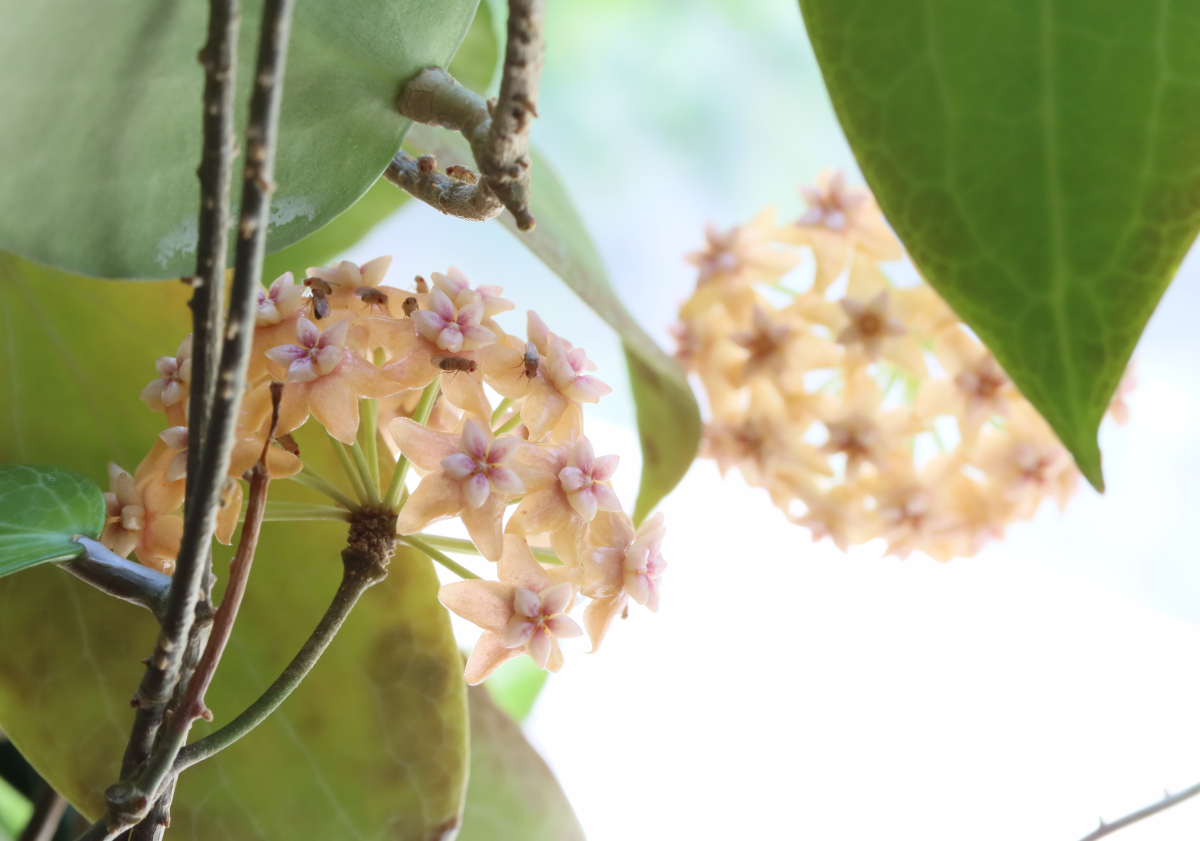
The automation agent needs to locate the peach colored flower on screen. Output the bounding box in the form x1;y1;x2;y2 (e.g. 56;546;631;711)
439;534;583;683
100;463;183;574
143;425;301;545
579;511;667;651
775;170;902;290
305;256;395;310
481;312;611;440
916;328;1015;440
507;433;621;565
431;266;514;318
140;335;193;426
391;418;554;561
968;403;1079;520
412;287;496;354
256;272;305;326
265;317;400;443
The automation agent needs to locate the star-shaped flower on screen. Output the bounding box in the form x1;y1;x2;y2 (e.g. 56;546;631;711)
480;312;611;440
774;171;903;291
256;271;306;327
579;511;667;651
264;317;401;442
391;418;555;560
431;266;514;318
140;335;193;425
100;463;184;574
916;327;1014;440
439;534;584;684
507;433;621;565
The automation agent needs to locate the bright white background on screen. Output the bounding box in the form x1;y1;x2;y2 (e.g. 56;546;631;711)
341;0;1200;838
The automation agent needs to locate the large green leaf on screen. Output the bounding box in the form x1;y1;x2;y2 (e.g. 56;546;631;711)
459;685;585;841
0;0;478;279
0;257;469;838
0;465;103;577
798;0;1200;490
406;127;702;523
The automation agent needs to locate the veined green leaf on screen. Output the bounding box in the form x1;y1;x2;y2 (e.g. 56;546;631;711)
798;0;1200;489
0;0;478;279
406;127;702;523
0;257;469;839
0;465;103;577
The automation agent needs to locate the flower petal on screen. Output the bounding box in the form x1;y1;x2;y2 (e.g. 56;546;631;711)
513;587;541;619
463;473;493;509
540;582;575;616
388;418;462;472
592;484;622;513
461;494;507;562
487;466;525;496
395;473;464;534
497;534;552;590
463;632;523;685
526;627;552;669
545;613;583;639
439;579;515;633
441;453;478;481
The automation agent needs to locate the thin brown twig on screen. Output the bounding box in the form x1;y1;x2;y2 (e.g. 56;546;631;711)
82;1;296;837
129;385;283;841
113;0;240;801
478;0;545;231
1078;780;1200;841
171;382;281;729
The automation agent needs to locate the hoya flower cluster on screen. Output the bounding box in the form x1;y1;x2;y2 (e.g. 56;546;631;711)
675;171;1107;561
104;256;665;684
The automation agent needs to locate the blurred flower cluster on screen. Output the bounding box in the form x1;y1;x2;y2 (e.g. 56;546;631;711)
103;257;664;684
675;172;1128;561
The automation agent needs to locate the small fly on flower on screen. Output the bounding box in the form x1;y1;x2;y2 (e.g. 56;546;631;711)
434;355;478;376
308;289;330;320
303;276;337;296
303;276;336;320
402;296;419;318
355;286;389;314
520;341;539;379
414;275;429;294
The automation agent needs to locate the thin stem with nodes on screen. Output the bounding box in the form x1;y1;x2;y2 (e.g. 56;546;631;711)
81;0;296;837
110;0;240;811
